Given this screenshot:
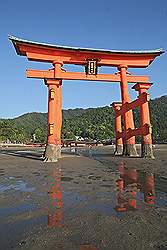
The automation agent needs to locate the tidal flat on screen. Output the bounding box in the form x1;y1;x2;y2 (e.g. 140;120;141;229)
0;145;167;250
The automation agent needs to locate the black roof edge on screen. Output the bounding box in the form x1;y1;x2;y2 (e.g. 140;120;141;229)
8;35;165;55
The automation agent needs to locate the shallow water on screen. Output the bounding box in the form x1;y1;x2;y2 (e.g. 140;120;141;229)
0;162;166;227
0;177;35;193
0;147;167;249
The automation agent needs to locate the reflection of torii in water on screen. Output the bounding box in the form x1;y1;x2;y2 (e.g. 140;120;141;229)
48;167;63;228
47;169;97;250
115;162;155;212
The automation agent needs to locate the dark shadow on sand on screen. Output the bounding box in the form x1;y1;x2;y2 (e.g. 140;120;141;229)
91;153;142;159
0;150;43;161
78;149;142;159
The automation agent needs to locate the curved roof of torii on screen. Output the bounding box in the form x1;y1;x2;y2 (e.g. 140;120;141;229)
9;35;165;68
9;35;164;56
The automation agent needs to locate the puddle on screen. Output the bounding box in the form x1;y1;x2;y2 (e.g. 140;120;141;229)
113;162;167;212
1;163;166;226
47;163;167;229
45;166;166;231
0;177;35;193
0;202;38;218
76;148;167;211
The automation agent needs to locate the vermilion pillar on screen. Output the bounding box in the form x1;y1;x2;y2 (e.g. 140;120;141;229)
44;79;62;162
112;102;123;155
118;65;138;156
133;83;154;158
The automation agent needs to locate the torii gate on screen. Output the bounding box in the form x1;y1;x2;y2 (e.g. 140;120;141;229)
9;36;163;162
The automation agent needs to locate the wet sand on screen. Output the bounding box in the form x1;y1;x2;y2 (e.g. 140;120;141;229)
0;145;167;250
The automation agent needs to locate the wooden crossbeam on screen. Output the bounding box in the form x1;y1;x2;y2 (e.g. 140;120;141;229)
26;69;150;83
26;69;54;78
116;92;149;117
117;124;151;140
26;52;153;67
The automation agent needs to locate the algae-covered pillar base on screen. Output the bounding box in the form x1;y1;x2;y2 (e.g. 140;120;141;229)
141;143;154;159
115;144;124;155
44;78;62;162
125;144;139;157
44;144;61;162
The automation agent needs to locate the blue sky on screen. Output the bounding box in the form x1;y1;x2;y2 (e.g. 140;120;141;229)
0;0;167;118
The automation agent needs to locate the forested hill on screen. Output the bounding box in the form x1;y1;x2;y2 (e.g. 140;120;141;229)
0;95;167;143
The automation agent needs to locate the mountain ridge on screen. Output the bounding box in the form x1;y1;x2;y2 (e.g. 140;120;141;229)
0;95;166;143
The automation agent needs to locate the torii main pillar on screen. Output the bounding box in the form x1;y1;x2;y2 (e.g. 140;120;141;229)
44;79;62;162
118;65;138;156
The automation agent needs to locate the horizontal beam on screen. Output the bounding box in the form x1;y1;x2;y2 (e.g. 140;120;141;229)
26;52;71;63
61;72;120;82
60;72;149;82
98;58;151;68
26;69;150;83
26;52;153;67
117;124;151;140
26;69;54;78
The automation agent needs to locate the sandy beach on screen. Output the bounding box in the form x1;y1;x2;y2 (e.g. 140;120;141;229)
0;145;167;250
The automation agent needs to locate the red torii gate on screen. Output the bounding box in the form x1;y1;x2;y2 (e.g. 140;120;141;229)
9;36;163;161
112;83;154;158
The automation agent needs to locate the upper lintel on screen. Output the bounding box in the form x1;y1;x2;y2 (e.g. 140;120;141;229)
9;35;164;67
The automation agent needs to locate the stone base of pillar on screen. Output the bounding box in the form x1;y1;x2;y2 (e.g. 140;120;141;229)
124;144;139;157
141;143;155;159
43;144;61;162
114;144;123;155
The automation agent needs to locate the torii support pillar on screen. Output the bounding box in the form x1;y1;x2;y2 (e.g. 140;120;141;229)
112;102;123;155
44;79;62;162
118;65;138;157
133;83;154;159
